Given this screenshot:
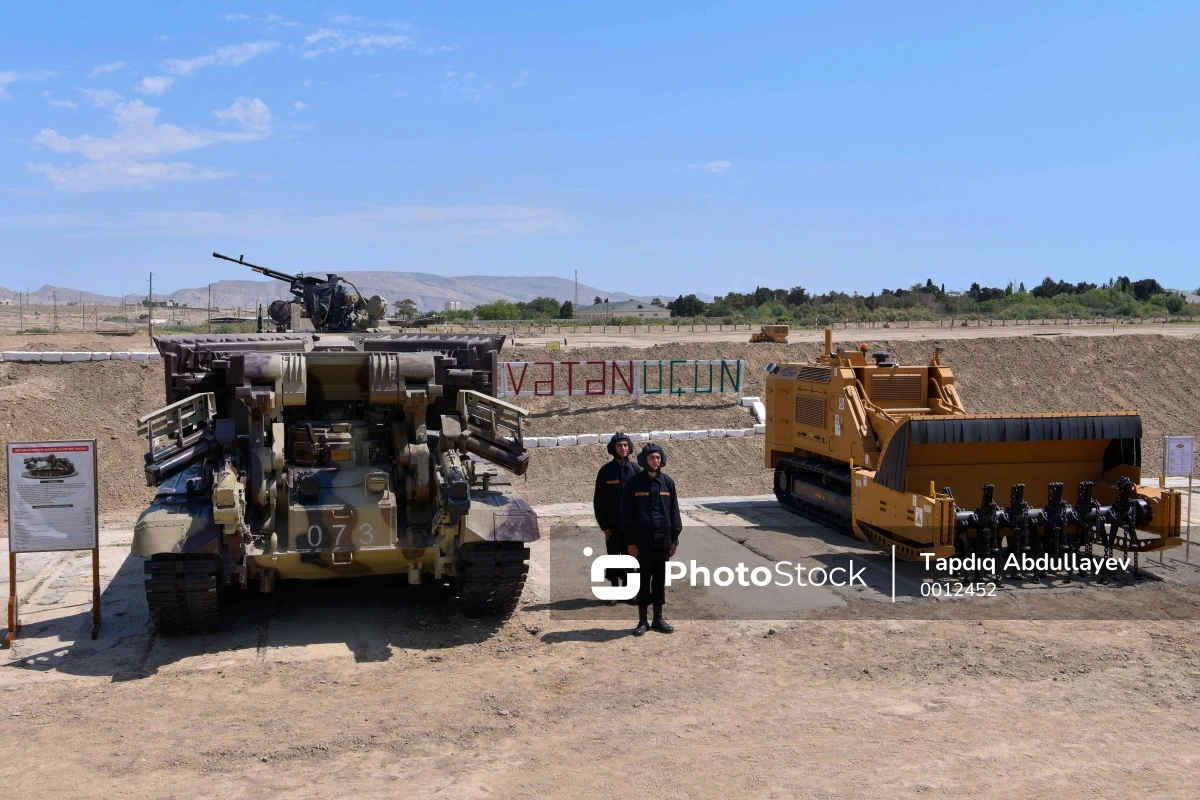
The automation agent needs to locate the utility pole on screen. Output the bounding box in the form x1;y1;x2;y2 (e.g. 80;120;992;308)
208;283;212;333
148;272;154;337
574;269;578;310
52;291;58;332
18;292;23;332
80;292;84;330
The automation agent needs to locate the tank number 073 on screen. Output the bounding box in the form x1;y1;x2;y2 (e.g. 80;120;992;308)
303;522;375;550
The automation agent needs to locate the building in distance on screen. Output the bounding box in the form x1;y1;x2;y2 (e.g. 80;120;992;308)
572;299;671;321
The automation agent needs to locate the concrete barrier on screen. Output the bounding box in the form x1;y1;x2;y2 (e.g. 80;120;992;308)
519;425;765;448
40;352;63;363
61;352;91;362
751;401;766;424
130;352;150;361
109;352;130;360
90;352;111;361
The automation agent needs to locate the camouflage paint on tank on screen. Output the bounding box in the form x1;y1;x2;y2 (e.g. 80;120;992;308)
132;464;221;556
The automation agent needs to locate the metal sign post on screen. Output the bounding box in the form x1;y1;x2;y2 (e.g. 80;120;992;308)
1164;435;1195;563
5;440;101;647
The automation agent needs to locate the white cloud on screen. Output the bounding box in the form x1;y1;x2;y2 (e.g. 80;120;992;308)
48;99;79;109
0;204;574;241
0;70;51;99
213;97;272;133
222;13;251;21
293;101;307;112
90;61;126;77
79;88;123;107
444;71;495;103
689;160;732;174
303;25;414;59
138;76;175;96
28;97;272;191
511;69;529;88
0;71;18;100
262;13;303;29
302;78;312;87
27;160;232;192
166;41;279;76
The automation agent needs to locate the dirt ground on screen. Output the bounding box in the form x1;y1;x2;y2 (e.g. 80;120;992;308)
0;502;1198;799
4;330;1197;522
1;328;1199;797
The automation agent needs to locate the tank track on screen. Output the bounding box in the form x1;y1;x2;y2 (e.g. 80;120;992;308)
773;456;854;533
144;554;222;635
458;542;530;619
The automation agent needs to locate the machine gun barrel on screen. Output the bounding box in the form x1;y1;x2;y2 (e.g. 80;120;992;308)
212;252;303;284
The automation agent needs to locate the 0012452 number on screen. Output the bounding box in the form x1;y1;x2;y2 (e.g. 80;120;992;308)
919;582;997;598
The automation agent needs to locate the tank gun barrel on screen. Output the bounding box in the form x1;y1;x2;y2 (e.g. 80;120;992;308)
212;252;319;285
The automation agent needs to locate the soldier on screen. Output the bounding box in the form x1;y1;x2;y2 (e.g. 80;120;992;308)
593;432;640;605
620;442;682;636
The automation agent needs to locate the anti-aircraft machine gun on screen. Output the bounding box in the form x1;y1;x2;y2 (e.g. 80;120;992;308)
212;252;389;333
131;256;533;635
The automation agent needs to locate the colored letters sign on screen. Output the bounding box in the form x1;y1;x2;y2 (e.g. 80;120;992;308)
498;360;744;398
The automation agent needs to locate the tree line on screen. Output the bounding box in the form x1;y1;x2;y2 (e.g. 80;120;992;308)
388;275;1198;324
667;276;1196;324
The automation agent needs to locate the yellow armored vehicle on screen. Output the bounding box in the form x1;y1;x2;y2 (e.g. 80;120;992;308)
750;323;790;344
132;255;535;634
764;329;1183;579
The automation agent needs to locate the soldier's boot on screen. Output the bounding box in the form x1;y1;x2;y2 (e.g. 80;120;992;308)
651;604;674;634
634;606;649;637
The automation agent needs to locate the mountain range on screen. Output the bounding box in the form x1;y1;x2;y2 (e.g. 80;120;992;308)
0;272;710;312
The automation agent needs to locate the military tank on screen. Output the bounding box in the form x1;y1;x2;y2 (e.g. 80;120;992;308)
132;254;535;634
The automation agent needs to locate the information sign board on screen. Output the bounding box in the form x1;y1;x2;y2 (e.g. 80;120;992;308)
7;441;98;552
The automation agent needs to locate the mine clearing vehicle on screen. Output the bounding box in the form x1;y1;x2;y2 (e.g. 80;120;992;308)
764;329;1184;582
750;323;790;344
132;254;536;635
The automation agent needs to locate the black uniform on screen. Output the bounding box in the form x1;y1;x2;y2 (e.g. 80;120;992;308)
593;434;641;585
620;445;682;608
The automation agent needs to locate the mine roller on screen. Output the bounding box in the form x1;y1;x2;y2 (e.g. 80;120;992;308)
764;329;1183;579
131;254;537;634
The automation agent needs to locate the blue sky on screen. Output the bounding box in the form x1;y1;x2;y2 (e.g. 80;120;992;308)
1;1;1197;299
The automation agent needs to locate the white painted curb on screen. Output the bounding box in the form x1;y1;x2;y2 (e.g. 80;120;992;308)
524;425;759;450
0;351;160;362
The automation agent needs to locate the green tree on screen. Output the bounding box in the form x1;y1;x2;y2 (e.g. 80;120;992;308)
560;300;574;318
518;296;562;318
593;295;603;305
393;298;418;321
473;299;521;320
668;293;707;317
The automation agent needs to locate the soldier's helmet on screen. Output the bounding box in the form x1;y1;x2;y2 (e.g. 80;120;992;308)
637;442;667;469
607;432;633;457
